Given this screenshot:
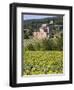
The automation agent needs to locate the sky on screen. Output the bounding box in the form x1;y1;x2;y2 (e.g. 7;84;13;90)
23;14;55;20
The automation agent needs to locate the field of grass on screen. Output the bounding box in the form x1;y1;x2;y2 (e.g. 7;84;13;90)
23;51;63;75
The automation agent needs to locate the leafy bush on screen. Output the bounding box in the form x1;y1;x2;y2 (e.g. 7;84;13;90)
24;37;63;51
23;51;63;75
25;43;35;51
57;37;63;50
24;31;29;39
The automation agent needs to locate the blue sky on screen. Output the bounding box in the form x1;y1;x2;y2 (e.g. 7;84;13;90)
23;14;55;20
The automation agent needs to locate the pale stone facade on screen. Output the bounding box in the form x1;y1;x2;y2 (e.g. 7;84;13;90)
33;24;49;39
33;31;47;40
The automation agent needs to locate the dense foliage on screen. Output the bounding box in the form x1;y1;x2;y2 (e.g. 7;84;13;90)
23;51;63;75
24;36;63;51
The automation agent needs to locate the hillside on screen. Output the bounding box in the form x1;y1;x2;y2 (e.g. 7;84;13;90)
23;15;63;38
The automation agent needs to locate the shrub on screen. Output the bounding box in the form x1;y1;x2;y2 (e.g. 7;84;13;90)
57;37;63;50
25;43;35;51
24;36;63;51
41;39;50;50
33;41;41;51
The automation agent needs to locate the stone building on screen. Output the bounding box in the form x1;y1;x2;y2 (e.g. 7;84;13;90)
33;24;50;39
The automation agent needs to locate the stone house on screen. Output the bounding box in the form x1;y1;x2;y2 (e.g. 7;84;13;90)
33;24;50;39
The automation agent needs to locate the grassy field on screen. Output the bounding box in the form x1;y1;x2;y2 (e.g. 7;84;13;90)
23;51;63;75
